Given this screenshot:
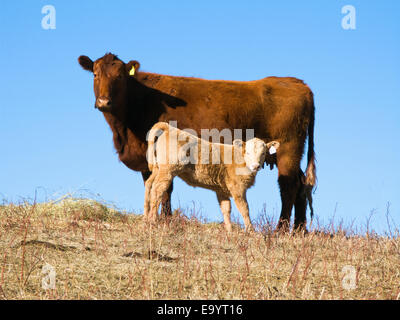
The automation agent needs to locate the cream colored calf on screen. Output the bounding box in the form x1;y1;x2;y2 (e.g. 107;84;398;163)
144;122;279;232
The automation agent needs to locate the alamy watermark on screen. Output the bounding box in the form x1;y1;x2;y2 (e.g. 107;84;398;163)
341;265;357;290
40;5;355;31
42;263;56;290
341;5;356;30
41;5;56;30
145;121;278;176
146;121;256;166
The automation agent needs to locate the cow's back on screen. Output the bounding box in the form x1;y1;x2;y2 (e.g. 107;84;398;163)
137;73;313;143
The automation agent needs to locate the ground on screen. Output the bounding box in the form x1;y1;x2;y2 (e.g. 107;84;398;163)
0;197;399;299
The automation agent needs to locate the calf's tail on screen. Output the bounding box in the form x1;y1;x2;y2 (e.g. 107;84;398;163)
146;122;171;172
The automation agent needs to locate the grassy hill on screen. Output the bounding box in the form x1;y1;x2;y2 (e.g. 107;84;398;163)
0;198;399;300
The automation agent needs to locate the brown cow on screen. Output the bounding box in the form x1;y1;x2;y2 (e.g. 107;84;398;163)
78;53;316;231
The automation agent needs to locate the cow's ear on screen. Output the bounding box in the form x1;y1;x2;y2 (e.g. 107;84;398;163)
126;60;140;76
78;55;93;72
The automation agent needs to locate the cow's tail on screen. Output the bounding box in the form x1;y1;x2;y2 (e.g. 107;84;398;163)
304;98;317;218
146;122;170;172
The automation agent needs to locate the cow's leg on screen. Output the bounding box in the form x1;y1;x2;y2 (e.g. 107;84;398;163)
216;192;232;232
294;169;307;231
276;143;302;232
142;171;172;217
141;171;152;182
161;182;173;217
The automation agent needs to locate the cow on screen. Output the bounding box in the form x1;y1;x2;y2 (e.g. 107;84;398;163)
78;53;316;231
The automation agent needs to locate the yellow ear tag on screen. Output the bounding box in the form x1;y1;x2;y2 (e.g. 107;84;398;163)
129;66;135;76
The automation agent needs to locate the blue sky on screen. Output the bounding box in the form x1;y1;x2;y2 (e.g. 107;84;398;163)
1;0;399;233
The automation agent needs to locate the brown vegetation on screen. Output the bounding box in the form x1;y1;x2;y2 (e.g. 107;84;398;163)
0;198;399;300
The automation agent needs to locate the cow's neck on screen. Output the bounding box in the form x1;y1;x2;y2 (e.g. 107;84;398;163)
100;81;150;171
100;75;178;171
101;101;143;154
102;111;128;153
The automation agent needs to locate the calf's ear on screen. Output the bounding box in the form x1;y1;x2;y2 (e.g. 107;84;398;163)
126;60;140;76
233;139;244;148
78;55;94;72
266;141;280;154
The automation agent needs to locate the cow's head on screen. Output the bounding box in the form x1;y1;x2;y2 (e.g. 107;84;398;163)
78;53;140;112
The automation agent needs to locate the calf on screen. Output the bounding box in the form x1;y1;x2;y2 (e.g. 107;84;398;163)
144;122;279;232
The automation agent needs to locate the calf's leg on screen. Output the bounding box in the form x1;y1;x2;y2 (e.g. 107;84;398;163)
149;170;174;221
216;192;232;232
231;191;253;232
142;170;172;217
143;171;157;219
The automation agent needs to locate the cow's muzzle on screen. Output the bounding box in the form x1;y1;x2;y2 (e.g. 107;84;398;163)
95;97;112;112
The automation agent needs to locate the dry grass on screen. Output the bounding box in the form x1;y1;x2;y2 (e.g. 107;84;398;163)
0;197;399;300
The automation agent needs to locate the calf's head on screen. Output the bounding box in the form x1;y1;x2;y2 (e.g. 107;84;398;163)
234;138;280;173
78;53;140;112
